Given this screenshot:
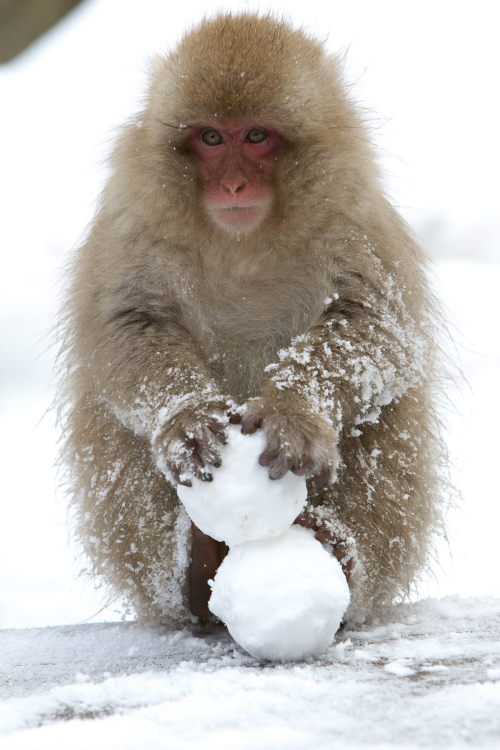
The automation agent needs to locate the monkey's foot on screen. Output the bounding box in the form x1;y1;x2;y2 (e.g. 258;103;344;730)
295;512;357;583
189;523;228;622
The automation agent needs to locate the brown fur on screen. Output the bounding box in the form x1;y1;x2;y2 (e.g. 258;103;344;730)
59;14;447;624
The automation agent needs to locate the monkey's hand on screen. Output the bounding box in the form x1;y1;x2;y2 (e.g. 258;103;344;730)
241;391;339;491
152;401;239;487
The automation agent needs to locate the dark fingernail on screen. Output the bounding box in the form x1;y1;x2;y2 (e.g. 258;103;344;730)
202;473;213;482
212;459;221;468
179;479;192;487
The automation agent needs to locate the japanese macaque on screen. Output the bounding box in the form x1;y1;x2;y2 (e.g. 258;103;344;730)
60;14;446;625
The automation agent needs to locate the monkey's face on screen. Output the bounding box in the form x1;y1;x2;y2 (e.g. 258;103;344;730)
187;122;283;234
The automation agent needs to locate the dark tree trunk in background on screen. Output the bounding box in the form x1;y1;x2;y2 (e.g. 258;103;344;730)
0;0;83;62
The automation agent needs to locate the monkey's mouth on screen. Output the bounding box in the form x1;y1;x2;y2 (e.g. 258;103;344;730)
209;204;269;233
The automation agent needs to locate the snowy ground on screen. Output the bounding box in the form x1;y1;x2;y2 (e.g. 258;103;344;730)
2;598;500;748
1;0;500;747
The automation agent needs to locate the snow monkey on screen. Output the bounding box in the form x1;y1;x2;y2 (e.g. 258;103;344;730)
60;14;446;625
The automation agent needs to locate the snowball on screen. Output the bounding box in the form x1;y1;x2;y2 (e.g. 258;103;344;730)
177;425;307;546
208;525;350;662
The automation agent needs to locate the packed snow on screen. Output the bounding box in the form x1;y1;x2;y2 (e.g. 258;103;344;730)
209;526;350;662
1;0;500;747
177;425;307;546
178;427;345;661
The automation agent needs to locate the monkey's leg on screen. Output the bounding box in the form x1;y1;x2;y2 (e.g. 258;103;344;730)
67;400;193;624
327;397;442;621
189;524;228;621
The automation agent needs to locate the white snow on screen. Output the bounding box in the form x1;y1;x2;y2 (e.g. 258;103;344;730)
1;597;500;749
177;425;307;545
178;429;340;662
1;0;500;747
209;526;350;662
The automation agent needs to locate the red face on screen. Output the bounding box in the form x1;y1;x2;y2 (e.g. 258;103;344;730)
188;122;283;234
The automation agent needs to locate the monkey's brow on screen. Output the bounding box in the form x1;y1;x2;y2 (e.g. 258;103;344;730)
159;120;194;131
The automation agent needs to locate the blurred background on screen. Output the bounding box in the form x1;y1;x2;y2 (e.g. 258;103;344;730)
0;0;498;629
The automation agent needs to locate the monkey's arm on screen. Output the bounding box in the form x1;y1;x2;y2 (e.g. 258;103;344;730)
243;259;427;487
80;288;234;485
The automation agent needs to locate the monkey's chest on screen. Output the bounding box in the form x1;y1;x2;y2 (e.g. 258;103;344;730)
188;281;320;399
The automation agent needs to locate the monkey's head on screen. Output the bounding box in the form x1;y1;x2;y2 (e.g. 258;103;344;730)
122;14;372;240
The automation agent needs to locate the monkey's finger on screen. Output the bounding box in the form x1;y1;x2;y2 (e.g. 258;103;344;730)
179;455;212;483
185;442;207;471
191;454;213;482
289;459;305;475
290;454;314;476
166;459;192;487
199;424;225;456
197;448;222;468
241;414;263;434
269;452;290;480
258;447;277;467
207;420;227;444
199;470;214;482
177;440;215;481
290;465;307;476
225;399;244;424
196;435;223;468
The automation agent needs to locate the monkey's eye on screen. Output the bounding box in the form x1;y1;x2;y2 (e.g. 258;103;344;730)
201;129;223;146
246;128;268;144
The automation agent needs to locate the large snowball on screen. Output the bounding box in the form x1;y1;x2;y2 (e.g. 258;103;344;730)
208;525;350;662
177;425;307;546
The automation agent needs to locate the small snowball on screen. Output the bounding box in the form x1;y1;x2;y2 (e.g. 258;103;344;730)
177;425;307;546
209;526;350;662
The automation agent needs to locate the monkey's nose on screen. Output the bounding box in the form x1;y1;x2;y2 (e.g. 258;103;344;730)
221;174;248;195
